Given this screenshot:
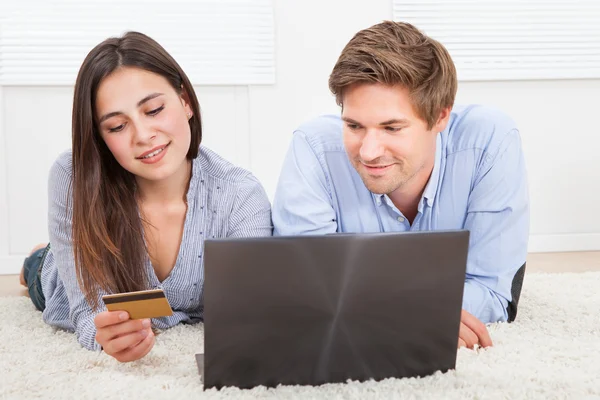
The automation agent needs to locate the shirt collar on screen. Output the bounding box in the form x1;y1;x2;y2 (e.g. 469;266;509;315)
372;133;442;209
421;132;442;208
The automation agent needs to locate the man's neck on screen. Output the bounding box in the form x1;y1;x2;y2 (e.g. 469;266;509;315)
387;161;434;225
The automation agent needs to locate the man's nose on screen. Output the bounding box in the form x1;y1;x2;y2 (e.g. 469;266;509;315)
359;130;385;162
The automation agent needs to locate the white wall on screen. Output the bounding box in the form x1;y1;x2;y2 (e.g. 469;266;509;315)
1;0;598;274
455;80;600;253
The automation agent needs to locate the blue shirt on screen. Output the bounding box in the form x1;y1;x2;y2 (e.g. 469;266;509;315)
41;146;273;351
272;104;530;324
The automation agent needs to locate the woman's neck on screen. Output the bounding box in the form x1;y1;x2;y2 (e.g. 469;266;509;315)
135;160;192;206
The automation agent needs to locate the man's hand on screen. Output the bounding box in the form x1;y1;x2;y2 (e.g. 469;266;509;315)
94;311;155;362
458;309;493;349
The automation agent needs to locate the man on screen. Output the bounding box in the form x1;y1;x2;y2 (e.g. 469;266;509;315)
272;21;529;349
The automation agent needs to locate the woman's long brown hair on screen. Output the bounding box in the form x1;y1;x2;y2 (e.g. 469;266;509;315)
71;32;202;310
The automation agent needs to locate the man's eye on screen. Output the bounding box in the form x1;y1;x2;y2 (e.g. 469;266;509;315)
385;127;401;132
108;123;126;133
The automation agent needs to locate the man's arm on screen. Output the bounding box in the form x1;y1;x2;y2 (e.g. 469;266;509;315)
463;128;530;324
272;131;338;236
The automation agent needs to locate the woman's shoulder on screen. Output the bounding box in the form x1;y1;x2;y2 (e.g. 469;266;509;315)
49;149;73;176
192;146;270;211
47;149;73;191
191;146;272;236
195;146;257;187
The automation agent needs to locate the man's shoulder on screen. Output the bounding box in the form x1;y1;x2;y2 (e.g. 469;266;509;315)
293;114;345;155
444;104;520;157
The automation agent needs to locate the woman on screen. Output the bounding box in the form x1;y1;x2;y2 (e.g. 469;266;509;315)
19;31;273;362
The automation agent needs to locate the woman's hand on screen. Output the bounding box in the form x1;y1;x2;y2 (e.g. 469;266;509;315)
94;311;155;362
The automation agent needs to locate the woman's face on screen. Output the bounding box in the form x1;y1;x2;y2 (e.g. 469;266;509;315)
95;67;193;182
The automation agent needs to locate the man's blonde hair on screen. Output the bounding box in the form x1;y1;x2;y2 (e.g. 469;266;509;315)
329;21;457;129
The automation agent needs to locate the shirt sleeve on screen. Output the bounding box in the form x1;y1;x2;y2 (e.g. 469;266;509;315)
272;131;338;236
462;128;530;323
47;158;105;351
227;173;273;238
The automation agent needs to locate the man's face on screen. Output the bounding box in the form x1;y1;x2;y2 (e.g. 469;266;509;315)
342;83;448;196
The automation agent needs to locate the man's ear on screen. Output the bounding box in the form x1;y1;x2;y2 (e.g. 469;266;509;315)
433;107;451;133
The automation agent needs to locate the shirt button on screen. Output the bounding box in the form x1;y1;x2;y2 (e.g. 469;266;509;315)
397;216;405;222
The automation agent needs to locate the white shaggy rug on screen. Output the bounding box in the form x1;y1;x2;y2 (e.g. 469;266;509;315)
1;272;600;400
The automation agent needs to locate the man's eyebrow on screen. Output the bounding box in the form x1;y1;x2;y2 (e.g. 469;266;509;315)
341;117;362;125
341;117;410;126
379;119;409;126
97;93;164;124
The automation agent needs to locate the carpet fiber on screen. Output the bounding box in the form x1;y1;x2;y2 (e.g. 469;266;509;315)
2;272;599;399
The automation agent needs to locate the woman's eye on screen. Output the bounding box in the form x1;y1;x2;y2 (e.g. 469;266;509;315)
147;105;164;116
108;123;126;133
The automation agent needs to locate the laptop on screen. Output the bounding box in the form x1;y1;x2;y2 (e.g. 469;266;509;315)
200;230;469;390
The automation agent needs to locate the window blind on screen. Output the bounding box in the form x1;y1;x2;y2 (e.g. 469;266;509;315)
393;0;600;80
0;0;275;85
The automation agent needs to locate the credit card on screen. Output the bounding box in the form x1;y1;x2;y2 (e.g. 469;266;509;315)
102;288;173;319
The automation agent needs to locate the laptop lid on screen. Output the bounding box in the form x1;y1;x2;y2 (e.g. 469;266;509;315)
203;230;469;389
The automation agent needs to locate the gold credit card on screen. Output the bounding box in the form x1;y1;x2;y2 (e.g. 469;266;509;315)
102;289;173;319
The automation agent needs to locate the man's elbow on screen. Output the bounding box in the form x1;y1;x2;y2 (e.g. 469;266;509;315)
463;280;510;323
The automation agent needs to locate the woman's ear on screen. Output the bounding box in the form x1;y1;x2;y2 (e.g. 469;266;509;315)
180;86;193;119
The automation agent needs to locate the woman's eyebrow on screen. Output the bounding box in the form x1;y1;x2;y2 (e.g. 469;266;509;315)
98;93;165;123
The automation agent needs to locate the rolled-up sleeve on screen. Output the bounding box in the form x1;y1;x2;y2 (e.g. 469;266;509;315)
462;129;530;323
